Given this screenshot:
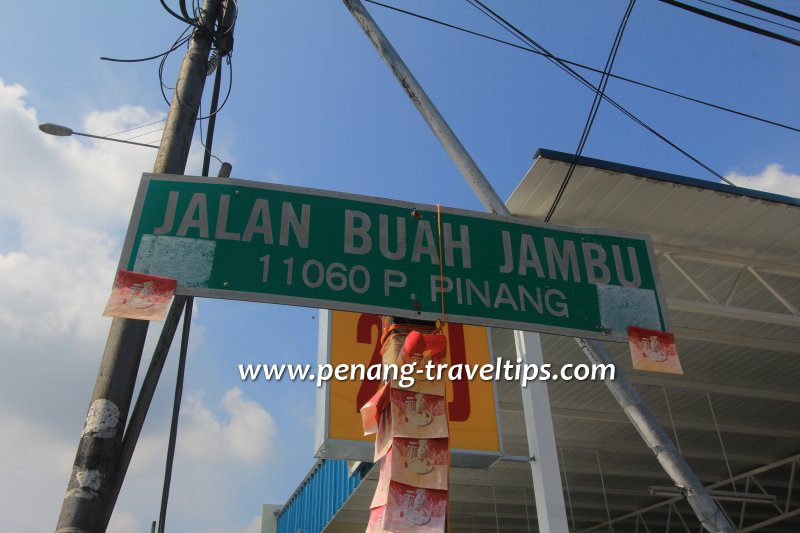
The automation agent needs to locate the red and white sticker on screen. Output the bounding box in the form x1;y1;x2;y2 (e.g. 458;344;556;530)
102;270;177;321
628;326;683;375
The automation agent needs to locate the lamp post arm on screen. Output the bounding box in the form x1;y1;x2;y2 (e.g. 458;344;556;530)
72;131;159;149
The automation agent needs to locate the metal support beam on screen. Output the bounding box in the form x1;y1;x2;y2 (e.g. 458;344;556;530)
724;267;745;306
514;331;570;532
653;243;800;278
342;0;506;215
587;453;800;531
575;339;735;532
664;253;719;304
505;433;778;465
342;2;734;531
747;266;800;316
546;405;800;440
626;374;800;403
668;298;800;327
672;326;800;354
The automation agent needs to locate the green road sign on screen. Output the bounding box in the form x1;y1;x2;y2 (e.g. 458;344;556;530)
120;174;670;341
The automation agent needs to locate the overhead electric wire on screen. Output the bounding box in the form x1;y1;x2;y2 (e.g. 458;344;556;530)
545;0;637;222
729;0;800;25
658;0;800;47
696;0;800;32
124;127;166;143
102;118;167;138
363;0;800;135
463;0;735;185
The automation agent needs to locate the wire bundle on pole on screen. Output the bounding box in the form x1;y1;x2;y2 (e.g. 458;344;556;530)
101;0;237;167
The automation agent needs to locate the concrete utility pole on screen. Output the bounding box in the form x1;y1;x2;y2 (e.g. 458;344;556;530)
55;1;224;531
342;1;735;532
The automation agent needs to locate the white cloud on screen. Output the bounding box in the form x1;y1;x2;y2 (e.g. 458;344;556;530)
725;163;800;198
180;387;278;464
0;79;160;347
107;510;141;533
0;79;275;533
210;514;262;533
0;410;75;531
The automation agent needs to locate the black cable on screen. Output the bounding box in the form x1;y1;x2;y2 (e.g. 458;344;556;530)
546;0;637;222
158;28;194;106
729;0;800;25
179;0;192;22
696;0;800;32
156;2;235;114
364;0;800;135
658;0;800;47
162;0;238;47
100;32;191;63
160;0;194;25
465;0;734;185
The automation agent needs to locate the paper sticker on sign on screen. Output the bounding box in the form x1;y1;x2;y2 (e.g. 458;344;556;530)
103;270;177;321
628;326;683;375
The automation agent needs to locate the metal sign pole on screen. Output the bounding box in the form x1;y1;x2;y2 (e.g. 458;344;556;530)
54;1;225;531
342;1;734;531
514;330;570;532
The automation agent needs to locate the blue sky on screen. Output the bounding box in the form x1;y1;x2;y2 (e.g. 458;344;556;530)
1;1;798;532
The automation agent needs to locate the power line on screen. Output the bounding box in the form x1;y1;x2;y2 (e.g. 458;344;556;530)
102;118;167;138
124;127;166;143
546;0;637;222
695;0;800;32
363;0;800;135
729;0;800;25
463;0;734;185
658;0;800;47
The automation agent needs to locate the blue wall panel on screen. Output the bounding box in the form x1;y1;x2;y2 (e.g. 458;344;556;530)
276;460;368;533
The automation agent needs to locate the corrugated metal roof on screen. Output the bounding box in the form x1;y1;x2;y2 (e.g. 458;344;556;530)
319;151;800;532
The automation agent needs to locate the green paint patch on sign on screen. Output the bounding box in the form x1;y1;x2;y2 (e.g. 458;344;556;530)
120;174;670;341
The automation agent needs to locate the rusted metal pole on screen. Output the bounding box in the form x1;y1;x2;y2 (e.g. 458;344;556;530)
55;1;224;531
342;2;734;531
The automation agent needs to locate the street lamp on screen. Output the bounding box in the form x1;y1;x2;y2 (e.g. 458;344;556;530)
38;122;233;177
39;122;159;149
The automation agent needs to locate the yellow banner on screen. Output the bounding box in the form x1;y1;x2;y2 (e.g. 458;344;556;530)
326;311;501;454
